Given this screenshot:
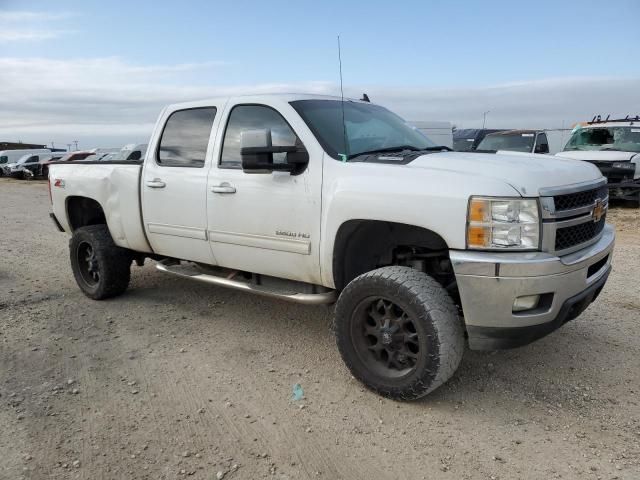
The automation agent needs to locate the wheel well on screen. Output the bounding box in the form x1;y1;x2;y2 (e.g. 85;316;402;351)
332;220;454;292
66;196;106;231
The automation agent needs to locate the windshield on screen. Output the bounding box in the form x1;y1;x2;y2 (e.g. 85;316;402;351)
564;126;640;153
477;133;535;152
290;100;437;159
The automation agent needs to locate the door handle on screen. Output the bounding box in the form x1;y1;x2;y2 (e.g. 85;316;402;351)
211;182;236;194
146;178;166;188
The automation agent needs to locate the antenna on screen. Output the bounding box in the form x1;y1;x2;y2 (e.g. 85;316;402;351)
337;35;348;162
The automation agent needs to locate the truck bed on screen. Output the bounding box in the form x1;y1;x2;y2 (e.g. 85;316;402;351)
48;161;151;253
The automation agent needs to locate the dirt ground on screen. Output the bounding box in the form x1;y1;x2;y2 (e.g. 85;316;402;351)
0;177;638;480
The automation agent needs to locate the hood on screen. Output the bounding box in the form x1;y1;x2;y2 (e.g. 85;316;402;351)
556;150;638;162
407;151;602;196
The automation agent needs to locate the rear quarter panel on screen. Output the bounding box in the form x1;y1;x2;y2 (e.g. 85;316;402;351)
49;163;152;253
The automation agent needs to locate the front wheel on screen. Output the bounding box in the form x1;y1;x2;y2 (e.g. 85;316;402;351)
334;266;464;400
70;225;132;300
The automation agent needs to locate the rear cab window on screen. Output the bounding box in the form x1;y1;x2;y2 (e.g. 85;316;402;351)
157;107;217;168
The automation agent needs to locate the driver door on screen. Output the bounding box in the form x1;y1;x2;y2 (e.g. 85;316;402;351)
206;102;323;284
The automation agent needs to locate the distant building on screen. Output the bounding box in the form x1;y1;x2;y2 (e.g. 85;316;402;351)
0;141;65;152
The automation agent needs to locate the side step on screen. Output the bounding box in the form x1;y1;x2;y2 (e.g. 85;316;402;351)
156;261;337;305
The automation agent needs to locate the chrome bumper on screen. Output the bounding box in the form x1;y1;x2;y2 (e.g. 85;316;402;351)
450;224;615;349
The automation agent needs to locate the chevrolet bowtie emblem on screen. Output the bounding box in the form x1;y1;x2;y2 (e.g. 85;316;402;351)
592;199;605;223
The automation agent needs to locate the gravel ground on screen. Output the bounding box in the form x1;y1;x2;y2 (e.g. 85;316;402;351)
0;178;638;480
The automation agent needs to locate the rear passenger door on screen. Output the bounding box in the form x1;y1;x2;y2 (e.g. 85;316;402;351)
142;105;221;264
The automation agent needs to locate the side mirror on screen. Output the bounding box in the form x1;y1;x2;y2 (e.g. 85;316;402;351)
240;129;308;175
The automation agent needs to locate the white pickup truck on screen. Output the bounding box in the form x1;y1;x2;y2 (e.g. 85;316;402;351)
556;117;640;206
49;94;615;400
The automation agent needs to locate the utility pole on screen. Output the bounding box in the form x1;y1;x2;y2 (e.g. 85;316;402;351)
66;143;72;152
482;110;490;129
73;140;79;151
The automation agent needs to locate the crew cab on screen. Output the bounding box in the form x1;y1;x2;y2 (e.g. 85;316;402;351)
556;117;640;206
48;94;615;400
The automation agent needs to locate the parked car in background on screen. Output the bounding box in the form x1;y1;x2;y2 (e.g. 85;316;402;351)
0;149;52;176
112;143;148;161
556;117;640;206
476;130;550;154
82;149;120;162
452;129;506;151
3;152;54;178
56;151;94;162
41;150;96;177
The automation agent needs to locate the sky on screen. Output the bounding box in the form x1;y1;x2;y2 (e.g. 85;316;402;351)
1;0;639;149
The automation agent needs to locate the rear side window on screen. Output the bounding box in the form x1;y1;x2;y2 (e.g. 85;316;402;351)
157;107;217;167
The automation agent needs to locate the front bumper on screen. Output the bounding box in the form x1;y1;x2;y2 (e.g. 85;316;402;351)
450;224;615;350
607;178;640;200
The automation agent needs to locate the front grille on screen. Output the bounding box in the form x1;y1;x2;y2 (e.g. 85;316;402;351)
555;215;606;251
589;162;635;184
553;185;608;211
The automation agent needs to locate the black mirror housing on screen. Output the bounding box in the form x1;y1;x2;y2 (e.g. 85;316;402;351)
241;145;308;175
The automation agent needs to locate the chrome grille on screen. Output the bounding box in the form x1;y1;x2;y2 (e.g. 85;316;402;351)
539;179;608;255
553;185;608;212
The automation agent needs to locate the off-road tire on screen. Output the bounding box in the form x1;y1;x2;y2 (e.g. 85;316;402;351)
334;266;464;401
70;225;132;300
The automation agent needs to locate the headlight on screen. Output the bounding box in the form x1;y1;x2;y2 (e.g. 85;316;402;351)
467;197;540;250
612;162;635;170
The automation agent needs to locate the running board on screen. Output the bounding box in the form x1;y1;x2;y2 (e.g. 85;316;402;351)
156;261;337;305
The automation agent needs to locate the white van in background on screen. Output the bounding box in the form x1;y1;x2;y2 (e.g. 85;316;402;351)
409;121;453;148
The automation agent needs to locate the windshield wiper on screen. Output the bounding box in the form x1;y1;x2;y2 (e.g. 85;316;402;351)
348;145;421;159
347;145;452;159
421;145;453;151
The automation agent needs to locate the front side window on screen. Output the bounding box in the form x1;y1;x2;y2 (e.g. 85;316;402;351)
564;126;640;153
23;155;39;164
290;100;436;160
535;133;549;153
220;105;299;168
157;107;217;167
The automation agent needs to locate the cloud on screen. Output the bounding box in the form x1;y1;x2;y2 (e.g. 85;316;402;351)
0;29;73;42
0;11;75;22
0;56;638;148
0;10;77;42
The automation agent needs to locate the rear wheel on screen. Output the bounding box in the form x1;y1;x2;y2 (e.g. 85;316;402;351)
70;225;132;300
334;266;464;400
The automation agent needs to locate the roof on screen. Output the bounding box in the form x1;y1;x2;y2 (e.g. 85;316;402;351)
485;129;542;136
453;128;506;139
581;121;639;129
167;93;368;111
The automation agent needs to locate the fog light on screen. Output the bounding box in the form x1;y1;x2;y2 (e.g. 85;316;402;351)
513;294;540;312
